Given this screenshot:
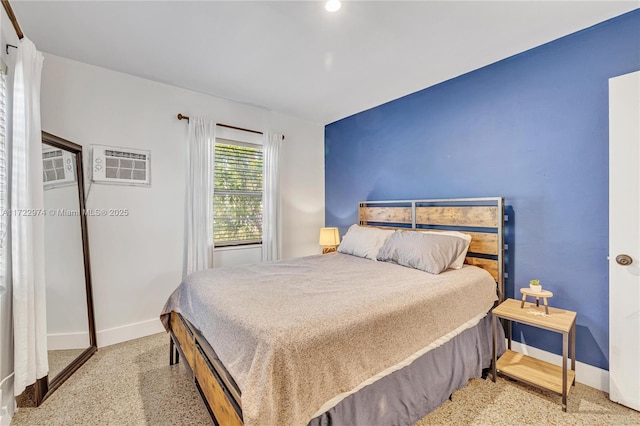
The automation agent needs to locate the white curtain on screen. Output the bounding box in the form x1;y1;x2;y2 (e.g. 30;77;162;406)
262;133;283;262
183;117;214;277
11;38;47;396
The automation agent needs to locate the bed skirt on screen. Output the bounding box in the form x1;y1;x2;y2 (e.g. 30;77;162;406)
308;313;505;426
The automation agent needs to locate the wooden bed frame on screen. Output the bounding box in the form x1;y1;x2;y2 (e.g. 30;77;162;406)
168;197;505;425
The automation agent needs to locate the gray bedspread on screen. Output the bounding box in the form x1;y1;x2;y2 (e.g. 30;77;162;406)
160;253;498;426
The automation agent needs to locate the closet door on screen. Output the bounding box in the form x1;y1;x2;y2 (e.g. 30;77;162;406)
609;70;640;411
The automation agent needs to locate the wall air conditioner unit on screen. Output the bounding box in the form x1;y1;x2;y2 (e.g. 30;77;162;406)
42;146;76;190
91;145;151;187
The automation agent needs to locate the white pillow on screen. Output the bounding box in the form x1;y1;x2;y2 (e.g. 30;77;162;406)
338;225;395;260
419;230;471;269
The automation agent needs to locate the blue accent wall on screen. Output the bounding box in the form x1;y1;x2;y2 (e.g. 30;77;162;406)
324;10;640;370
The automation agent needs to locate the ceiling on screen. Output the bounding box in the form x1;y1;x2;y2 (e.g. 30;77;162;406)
10;1;640;125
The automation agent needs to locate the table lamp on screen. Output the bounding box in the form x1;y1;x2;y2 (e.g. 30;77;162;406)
319;227;340;254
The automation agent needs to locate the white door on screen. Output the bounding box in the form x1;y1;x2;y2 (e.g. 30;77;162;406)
609;70;640;411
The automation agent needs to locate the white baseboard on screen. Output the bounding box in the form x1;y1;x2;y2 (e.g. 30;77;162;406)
97;318;164;348
509;341;609;392
47;331;91;350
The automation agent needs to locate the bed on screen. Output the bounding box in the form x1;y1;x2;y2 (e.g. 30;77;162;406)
161;197;506;426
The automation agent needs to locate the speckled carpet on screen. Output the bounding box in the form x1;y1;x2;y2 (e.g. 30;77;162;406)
10;333;639;425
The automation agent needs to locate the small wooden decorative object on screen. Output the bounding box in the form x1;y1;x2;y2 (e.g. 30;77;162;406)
520;287;554;314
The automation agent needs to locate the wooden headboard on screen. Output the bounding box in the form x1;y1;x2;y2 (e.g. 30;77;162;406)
359;197;505;302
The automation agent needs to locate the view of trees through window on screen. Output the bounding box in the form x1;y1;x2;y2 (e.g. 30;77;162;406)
213;142;263;246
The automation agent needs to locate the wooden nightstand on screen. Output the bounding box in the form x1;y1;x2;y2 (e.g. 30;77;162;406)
492;298;576;412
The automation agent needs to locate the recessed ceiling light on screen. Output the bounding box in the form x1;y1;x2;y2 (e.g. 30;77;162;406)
325;0;341;13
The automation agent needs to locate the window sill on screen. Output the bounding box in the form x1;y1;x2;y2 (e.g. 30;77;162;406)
213;244;262;252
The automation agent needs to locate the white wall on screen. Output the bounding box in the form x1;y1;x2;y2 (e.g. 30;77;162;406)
39;54;325;347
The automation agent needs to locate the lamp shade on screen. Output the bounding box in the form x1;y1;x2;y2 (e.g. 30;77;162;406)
319;227;340;246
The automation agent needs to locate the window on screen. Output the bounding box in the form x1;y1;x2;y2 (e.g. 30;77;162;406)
213;139;263;247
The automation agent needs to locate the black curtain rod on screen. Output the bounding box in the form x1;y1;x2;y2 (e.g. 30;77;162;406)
2;0;24;40
177;113;285;140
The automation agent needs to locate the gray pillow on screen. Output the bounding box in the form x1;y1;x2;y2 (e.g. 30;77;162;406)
376;230;469;274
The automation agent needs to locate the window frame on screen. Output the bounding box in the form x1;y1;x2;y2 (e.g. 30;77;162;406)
212;133;264;249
